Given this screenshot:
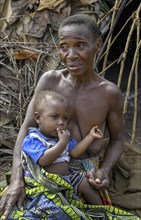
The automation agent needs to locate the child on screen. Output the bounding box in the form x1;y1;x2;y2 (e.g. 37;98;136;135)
22;90;103;205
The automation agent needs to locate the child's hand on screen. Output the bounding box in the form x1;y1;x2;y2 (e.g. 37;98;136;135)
57;128;70;142
90;126;103;139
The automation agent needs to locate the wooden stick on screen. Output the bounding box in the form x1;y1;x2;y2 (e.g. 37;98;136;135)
130;3;141;145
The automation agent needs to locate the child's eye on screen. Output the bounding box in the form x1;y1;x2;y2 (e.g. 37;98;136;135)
64;116;68;121
51;115;58;119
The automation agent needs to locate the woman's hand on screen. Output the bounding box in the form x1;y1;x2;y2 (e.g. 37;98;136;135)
0;180;26;219
87;168;110;190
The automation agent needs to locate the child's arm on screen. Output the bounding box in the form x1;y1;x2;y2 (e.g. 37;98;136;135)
38;129;70;167
70;126;103;158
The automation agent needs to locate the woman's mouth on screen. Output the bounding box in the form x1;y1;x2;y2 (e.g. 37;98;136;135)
68;63;82;71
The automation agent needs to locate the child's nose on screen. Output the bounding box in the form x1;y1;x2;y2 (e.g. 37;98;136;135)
58;118;64;126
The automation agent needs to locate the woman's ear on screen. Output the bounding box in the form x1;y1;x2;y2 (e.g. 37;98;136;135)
34;112;41;124
95;37;103;54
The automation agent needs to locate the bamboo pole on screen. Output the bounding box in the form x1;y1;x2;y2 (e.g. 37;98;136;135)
123;39;141;114
117;16;136;88
99;13;133;63
99;58;118;75
130;3;141;145
101;0;121;77
96;0;128;68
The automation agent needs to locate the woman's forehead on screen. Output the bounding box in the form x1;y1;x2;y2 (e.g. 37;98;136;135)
58;24;94;40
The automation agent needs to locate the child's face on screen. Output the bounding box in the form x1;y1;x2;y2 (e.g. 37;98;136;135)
35;99;69;137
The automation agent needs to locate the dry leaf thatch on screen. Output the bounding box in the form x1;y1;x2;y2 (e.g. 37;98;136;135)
0;0;140;170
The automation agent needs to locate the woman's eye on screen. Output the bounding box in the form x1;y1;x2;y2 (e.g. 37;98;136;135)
60;44;68;51
78;43;85;49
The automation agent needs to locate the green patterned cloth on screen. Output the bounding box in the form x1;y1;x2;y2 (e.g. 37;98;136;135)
0;155;140;220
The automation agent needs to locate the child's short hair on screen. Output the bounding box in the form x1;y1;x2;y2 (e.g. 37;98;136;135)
34;90;68;111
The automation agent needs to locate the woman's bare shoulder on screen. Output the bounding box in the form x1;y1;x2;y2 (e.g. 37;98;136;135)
96;75;123;107
43;68;67;79
34;68;68;92
97;76;122;95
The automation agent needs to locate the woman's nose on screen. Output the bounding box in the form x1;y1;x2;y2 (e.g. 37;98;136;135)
67;48;77;59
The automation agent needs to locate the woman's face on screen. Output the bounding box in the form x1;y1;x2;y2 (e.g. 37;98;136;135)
58;24;100;77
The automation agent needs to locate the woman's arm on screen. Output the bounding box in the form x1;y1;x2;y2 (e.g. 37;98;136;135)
0;98;36;219
0;71;54;219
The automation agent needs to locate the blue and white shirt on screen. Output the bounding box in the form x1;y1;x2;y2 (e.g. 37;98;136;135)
22;128;77;164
